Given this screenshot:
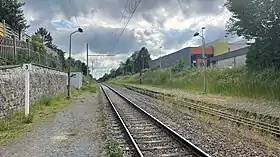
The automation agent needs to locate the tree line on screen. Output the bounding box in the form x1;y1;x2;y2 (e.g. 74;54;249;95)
0;0;91;77
98;47;151;82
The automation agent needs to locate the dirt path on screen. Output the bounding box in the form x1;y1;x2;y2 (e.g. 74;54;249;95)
0;92;102;157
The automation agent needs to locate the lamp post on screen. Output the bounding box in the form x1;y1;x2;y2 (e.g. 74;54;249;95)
68;28;83;98
194;27;207;94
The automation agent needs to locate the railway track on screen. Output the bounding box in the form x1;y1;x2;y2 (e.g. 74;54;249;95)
124;85;280;137
100;84;210;157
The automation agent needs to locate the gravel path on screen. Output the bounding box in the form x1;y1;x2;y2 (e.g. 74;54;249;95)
0;92;102;157
113;85;280;157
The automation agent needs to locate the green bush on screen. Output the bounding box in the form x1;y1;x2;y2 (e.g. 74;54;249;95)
105;140;123;157
80;81;97;93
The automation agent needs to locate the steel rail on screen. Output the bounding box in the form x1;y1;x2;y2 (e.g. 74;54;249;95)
103;84;211;157
100;85;144;157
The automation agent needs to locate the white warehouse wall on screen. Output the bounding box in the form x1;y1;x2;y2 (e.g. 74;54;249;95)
217;54;246;68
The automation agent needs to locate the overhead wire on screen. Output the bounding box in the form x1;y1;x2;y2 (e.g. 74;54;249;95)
111;0;142;52
119;0;131;25
110;0;131;44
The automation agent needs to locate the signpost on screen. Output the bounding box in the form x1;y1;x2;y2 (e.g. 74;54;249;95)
23;64;32;117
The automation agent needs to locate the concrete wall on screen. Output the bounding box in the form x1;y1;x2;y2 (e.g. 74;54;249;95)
0;64;67;118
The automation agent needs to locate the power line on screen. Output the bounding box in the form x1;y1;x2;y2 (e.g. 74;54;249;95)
119;0;131;25
111;0;131;43
111;0;142;52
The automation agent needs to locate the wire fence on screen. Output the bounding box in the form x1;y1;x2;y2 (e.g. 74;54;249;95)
0;36;62;70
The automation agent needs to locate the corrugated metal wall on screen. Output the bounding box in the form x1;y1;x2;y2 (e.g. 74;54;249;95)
216;54;246;68
149;48;191;69
210;47;249;68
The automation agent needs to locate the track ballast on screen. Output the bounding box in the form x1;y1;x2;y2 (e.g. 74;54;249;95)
100;84;210;157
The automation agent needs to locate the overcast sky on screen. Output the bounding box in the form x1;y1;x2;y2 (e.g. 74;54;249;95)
22;0;236;79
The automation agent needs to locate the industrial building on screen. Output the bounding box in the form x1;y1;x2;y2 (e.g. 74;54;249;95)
210;47;249;68
206;39;250;68
149;37;250;69
149;47;214;69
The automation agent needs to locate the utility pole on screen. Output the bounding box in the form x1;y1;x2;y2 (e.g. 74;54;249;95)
91;60;94;79
193;27;207;94
169;68;172;82
201;27;207;94
140;53;144;84
86;43;89;85
159;46;162;69
133;63;135;74
86;54;115;82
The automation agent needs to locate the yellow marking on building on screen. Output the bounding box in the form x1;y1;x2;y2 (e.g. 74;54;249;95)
212;37;229;56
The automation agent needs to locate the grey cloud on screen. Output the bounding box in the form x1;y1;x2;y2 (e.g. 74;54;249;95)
178;0;226;17
162;29;194;49
24;0;225;23
52;26;142;55
204;26;227;43
22;0;230;78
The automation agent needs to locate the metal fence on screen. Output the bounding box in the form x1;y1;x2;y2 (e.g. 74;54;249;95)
0;36;62;70
0;20;21;40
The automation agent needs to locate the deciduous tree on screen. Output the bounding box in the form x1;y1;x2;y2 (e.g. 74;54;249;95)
35;27;53;48
225;0;280;71
0;0;28;31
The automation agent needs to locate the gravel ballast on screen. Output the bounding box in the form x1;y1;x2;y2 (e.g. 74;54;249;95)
0;92;102;157
113;85;280;157
103;86;193;156
100;86;135;157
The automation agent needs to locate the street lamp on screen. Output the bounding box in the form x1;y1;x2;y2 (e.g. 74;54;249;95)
67;28;83;98
193;27;207;94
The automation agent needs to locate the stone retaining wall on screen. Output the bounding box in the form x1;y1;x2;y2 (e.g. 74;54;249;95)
0;64;67;117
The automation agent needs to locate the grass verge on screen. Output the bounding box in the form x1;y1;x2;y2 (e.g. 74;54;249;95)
81;81;97;93
109;67;280;101
97;89;107;156
0;89;81;146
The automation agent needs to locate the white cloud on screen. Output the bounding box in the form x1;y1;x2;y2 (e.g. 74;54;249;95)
22;0;234;79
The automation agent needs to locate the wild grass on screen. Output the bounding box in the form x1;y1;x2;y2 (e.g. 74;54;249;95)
80;81;97;93
111;67;280;102
105;140;123;157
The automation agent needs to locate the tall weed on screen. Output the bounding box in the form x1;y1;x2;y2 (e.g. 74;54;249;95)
112;67;280;101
